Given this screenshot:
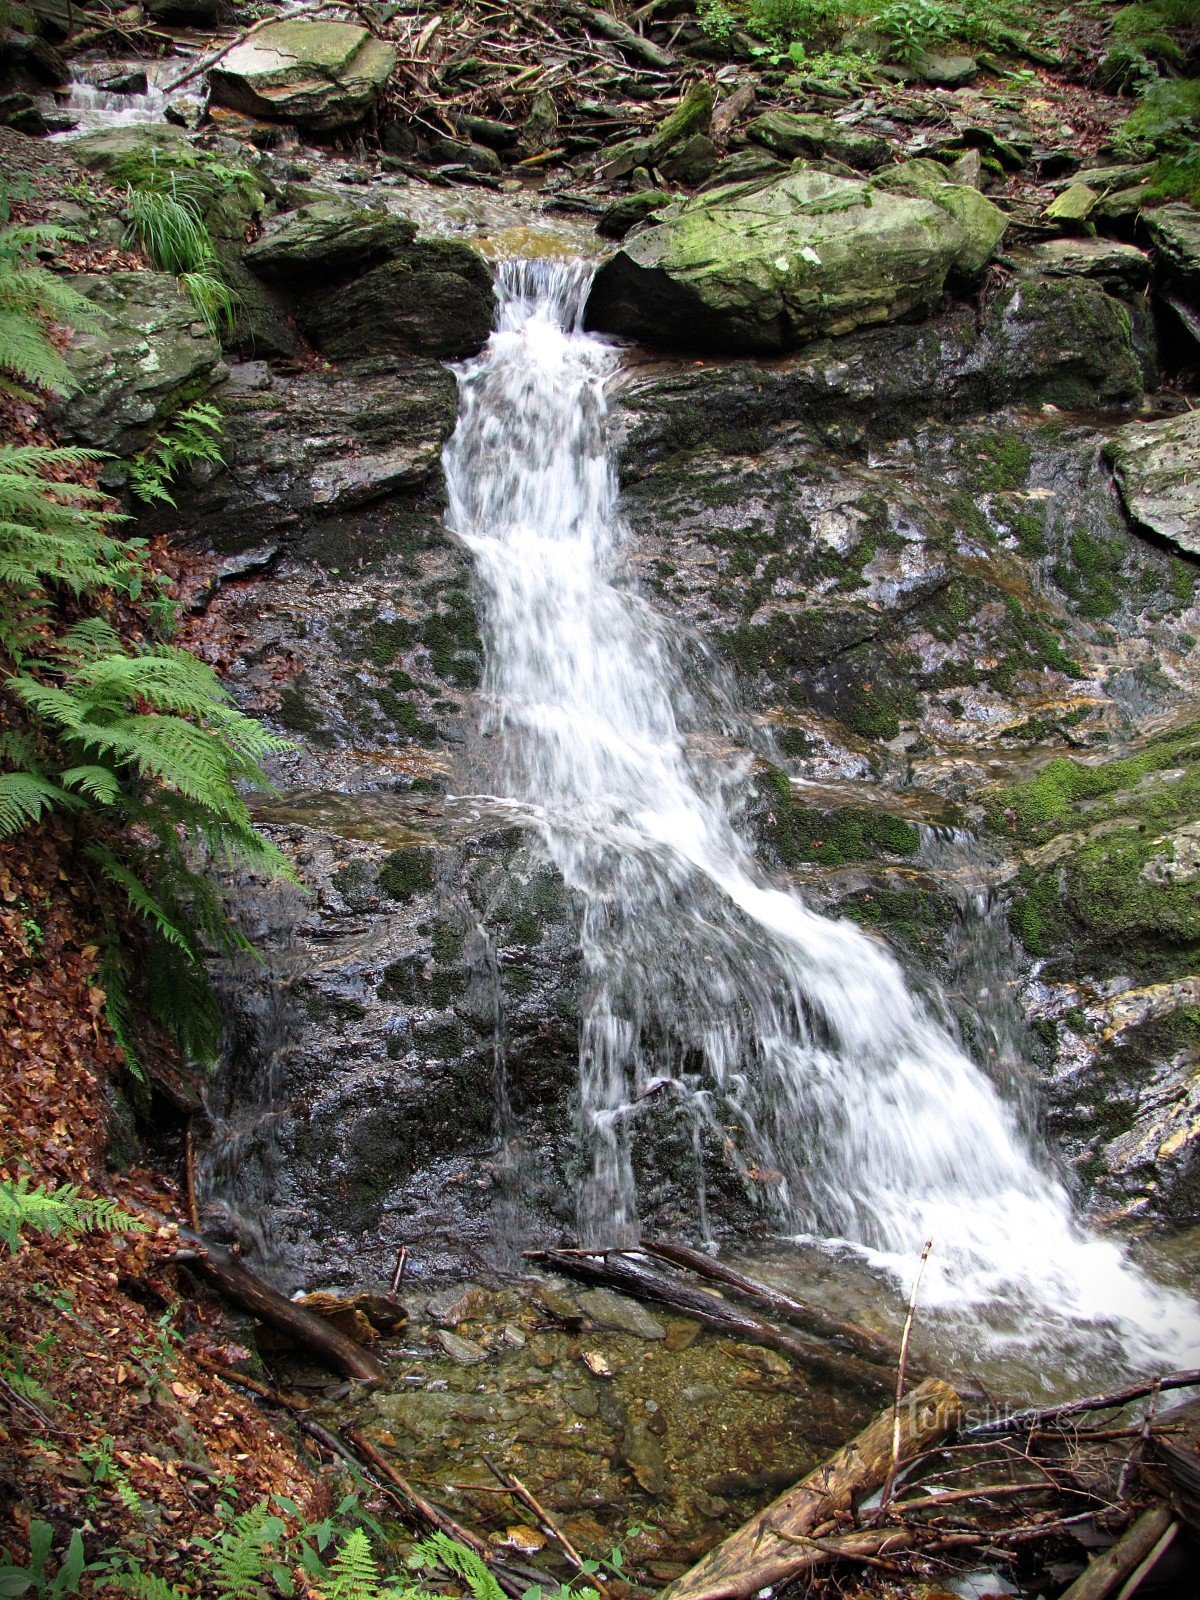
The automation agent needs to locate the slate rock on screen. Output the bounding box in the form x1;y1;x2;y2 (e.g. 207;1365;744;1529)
208;20;396;133
578;1287;666;1339
1105;409;1200;557
245;199;417;285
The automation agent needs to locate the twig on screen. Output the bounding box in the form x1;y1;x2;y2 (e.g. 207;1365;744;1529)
184;1116;200;1232
483;1457;607;1597
964;1368;1200;1439
878;1238;932;1514
390;1244;408;1295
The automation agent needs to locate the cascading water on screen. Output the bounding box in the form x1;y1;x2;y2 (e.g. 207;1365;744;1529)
444;258;1200;1372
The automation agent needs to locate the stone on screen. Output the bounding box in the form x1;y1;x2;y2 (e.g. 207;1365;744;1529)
1022;237;1151;288
434;1329;488;1364
426;1284;485;1327
1105;409;1200;557
208;20;396;133
913;50;978;87
658;134;718;187
310;442;443;511
597;189;671;240
1143;203;1200;299
949;148;983;188
97;69;148;95
524;88;559;154
874;158;1008;278
426;135;502;175
147;0;220;22
746;110;890;172
245;199;417;284
68;123;192;174
1044;182;1098;224
52;272;225;455
603;80;714;181
578;1287;666;1339
301;239;494;360
620;1420;666;1495
586;165;1006;354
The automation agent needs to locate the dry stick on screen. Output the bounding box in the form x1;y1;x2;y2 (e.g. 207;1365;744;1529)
878;1237;932;1515
964;1369;1200;1439
1113;1520;1180;1600
1116;1379;1158;1500
483;1457;607;1598
390;1244;408;1295
1058;1504;1174;1600
184;1117;200;1232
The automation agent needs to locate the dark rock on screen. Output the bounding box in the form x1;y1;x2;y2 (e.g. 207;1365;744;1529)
1143;203;1200;300
147;0;220;22
913;50;978;87
1105;409;1200;556
98;69;149;95
597;189;671;239
657;134;718;187
0;92;46;135
245;199;416;284
746;109;890;171
302;240;495;361
602;80;714;181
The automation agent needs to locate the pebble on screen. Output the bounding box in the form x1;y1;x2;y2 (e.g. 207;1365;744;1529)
434;1329;489;1365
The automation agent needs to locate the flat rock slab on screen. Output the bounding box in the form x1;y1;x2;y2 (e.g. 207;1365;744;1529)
246;199;417;284
586;164;1005;354
209;20;396;132
1144;202;1200;298
579;1287;667;1339
1106;409;1200;557
434;1329;489;1364
1022;236;1151;287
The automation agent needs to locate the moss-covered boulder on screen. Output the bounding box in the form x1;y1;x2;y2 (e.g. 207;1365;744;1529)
245;199;417;285
302;239;495;360
52;271;224;454
585;165;1006;354
208;20;395;133
874;158;1008;277
1105;409;1200;556
746;110;890;171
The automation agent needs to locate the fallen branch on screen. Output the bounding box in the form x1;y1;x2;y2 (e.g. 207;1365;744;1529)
655;1376;964;1600
526;1248;895;1395
965;1370;1200;1439
1059;1504;1174;1600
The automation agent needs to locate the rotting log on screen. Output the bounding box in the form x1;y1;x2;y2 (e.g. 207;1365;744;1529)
173;1230;386;1386
656;1376;964;1600
1058;1504;1174;1600
526;1248;895;1395
636;1239;903;1371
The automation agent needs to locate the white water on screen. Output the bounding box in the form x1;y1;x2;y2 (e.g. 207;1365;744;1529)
444;259;1200;1373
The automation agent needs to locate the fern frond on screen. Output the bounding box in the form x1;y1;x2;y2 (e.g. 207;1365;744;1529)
410;1535;505;1600
0;770;72;836
86;844;200;958
0;1177;144;1252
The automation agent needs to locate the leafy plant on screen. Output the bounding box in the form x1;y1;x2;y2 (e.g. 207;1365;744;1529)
0;1176;143;1253
128;402;226;507
122;187;238;335
0;182;93;401
0;1523;85;1599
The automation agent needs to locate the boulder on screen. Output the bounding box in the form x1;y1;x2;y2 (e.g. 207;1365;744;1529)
873;159;1007;277
746;109;890;172
602;80;714;181
208;20;396;133
598;189;671;239
1105;409;1200;557
658;134;718;187
301;238;495;360
1022;236;1151;289
586;165;1006;354
147;0;220;22
245;199;417;284
1143;202;1200;299
53;272;225;455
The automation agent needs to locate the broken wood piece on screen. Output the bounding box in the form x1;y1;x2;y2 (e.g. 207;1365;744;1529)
636;1238;901;1369
710;82;755;140
656;1377;964;1600
1058;1504;1174;1600
526;1248;895;1394
562;2;675;70
172;1229;386;1385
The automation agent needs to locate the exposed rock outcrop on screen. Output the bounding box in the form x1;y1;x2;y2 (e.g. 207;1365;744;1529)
208;20;396;132
1106;409;1200;556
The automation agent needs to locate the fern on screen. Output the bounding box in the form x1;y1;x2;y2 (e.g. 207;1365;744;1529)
409;1535;505;1600
0;202;94;400
0;770;71;835
0;1176;143;1253
128;403;225;507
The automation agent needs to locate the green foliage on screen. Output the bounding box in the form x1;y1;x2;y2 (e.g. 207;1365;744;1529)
0;183;94;401
0;1523;85;1599
1102;0;1199;89
128;402;225;507
747;0;847;46
124;183;213;277
0;1176;143;1253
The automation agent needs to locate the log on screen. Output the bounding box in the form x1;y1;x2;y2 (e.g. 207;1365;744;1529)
525;1249;895;1395
657;1377;964;1600
965;1369;1200;1439
636;1239;902;1370
1058;1504;1174;1600
171;1228;385;1385
710;81;755;139
563;2;676;69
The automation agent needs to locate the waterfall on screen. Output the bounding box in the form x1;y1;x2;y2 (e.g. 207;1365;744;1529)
443;259;1200;1371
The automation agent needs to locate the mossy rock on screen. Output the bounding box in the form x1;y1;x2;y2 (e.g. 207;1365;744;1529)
208;20;396;133
302;240;495;360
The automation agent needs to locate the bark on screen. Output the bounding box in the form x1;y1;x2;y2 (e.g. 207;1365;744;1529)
1058;1505;1175;1600
657;1376;964;1600
526;1248;895;1395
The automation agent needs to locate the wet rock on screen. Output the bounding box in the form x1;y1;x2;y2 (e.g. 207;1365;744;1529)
1022;237;1151;289
302;240;494;360
427;1285;486;1327
435;1329;489;1364
621;1420;666;1495
602;80;714;181
658;134;718;187
597;189;671;239
147;0;220;22
579;1288;667;1339
427;136;503;176
746;110;890;171
1143;203;1200;300
873;158;1007;277
97;69;148;95
208;21;396;133
586;164;1005;354
245;199;417;284
1106;409;1200;556
53;272;225;454
567;1385;600;1417
1044;182;1098;225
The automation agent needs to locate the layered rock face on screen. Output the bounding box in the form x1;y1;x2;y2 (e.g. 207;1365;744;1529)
207;20;396;132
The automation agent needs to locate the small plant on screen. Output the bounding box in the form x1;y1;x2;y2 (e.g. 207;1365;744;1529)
128;401;226;507
0;1177;143;1253
0;1522;86;1599
0;181;93;401
697;0;739;42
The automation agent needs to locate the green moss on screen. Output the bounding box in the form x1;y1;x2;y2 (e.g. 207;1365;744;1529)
759;766;920;867
379;847;436;900
974;433;1032;492
1012;510;1048;558
275;684;335;746
840;885;945;957
1052;526;1125;619
368;616;419;666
